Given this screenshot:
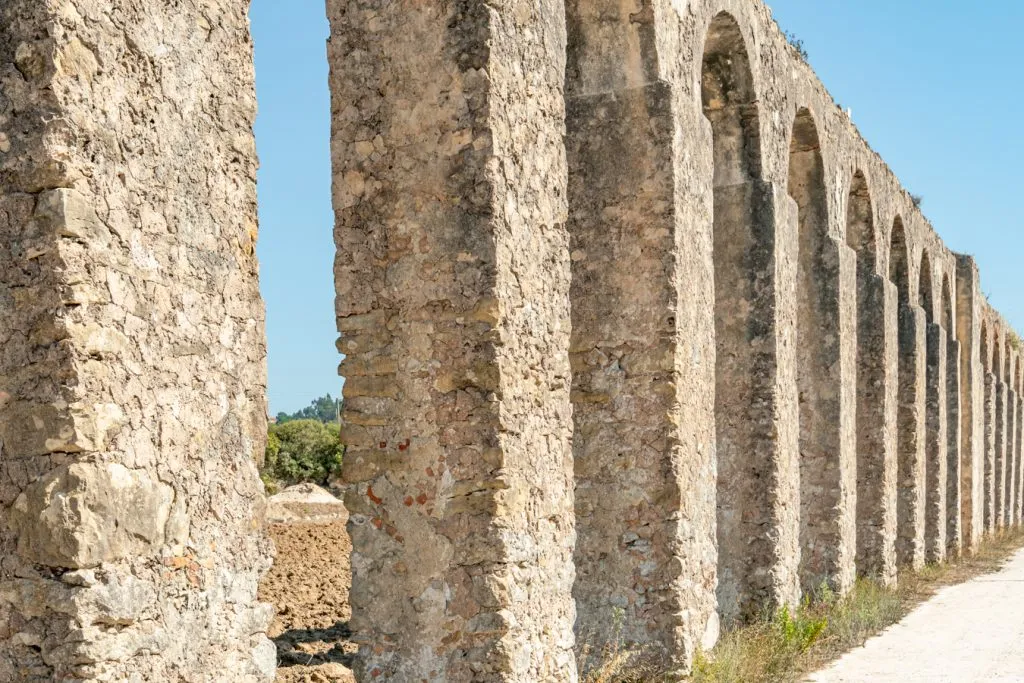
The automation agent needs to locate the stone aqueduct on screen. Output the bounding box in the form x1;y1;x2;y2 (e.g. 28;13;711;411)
0;0;1020;681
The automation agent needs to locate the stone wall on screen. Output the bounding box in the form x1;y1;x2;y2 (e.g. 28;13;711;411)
332;1;1024;679
2;0;1022;681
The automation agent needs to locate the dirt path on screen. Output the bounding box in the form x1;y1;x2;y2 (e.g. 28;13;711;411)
808;547;1024;682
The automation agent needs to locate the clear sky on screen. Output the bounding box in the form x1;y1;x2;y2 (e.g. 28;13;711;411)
250;1;1024;415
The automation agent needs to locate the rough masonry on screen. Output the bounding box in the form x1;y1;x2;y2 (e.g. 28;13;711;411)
0;0;1021;682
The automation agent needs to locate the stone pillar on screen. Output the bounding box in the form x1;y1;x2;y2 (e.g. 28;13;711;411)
1017;395;1024;525
946;338;963;555
331;3;577;680
796;234;857;595
566;81;716;673
925;324;948;562
1006;387;1018;526
0;2;274;680
855;276;899;583
896;304;928;569
996;380;1009;529
983;374;997;534
956;256;985;549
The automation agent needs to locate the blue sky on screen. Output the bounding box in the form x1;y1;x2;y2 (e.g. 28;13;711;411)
250;1;1024;414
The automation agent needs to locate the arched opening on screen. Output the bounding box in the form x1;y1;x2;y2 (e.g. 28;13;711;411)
920;253;946;562
942;275;962;554
789;108;847;593
890;219;910;302
942;277;955;334
919;253;934;322
703;11;774;623
847;172;892;580
703;13;761;184
994;336;1003;383
891;218;925;567
982;322;991;374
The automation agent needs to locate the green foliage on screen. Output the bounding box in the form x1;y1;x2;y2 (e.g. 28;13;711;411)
911;194;924;209
262;419;343;487
1008;330;1022;353
276;393;341;425
784;31;809;61
776;604;827;653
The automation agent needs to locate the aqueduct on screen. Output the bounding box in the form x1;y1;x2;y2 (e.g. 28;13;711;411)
0;0;1020;681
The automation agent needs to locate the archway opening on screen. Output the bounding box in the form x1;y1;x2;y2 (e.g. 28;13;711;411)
702;11;772;623
249;1;353;677
847;172;891;579
919;253;934;323
788;108;844;593
890;219;910;303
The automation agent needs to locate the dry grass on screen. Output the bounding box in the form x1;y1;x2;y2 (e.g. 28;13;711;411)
582;529;1024;683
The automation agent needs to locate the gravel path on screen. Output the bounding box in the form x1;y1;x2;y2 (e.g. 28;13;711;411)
808;547;1024;682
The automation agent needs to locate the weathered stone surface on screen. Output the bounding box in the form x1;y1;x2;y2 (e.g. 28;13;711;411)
984;373;998;534
0;1;273;680
957;256;986;550
331;1;577;680
925;324;948;563
9;463;179;569
1;0;1021;680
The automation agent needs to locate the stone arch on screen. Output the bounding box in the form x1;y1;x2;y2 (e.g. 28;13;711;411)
702;11;762;185
1007;339;1015;381
788;107;848;593
942;276;955;333
995;332;1003;382
848;171;892;580
890;218;910;303
919;251;935;324
847;171;876;270
702;10;777;623
982;321;992;373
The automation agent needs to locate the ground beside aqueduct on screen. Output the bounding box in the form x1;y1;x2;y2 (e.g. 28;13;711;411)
0;0;1019;681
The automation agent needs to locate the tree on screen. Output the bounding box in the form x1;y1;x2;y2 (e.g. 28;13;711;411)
275;393;341;425
263;419;344;488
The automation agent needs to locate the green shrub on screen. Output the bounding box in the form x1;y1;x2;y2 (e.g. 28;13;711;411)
262;419;343;488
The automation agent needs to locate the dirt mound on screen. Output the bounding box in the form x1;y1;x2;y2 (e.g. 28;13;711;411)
266;484;348;524
259;491;356;682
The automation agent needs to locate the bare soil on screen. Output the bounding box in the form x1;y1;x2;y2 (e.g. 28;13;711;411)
259;516;356;683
